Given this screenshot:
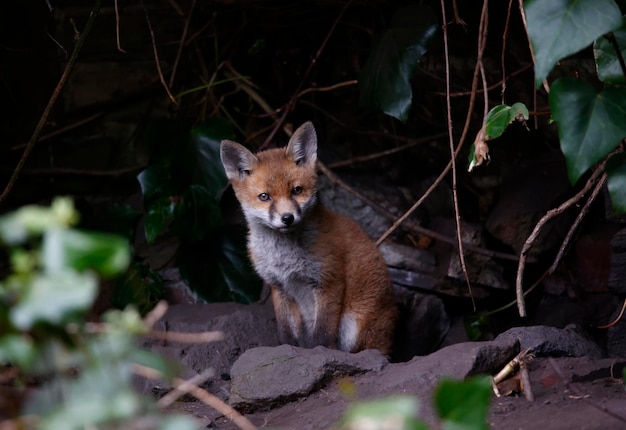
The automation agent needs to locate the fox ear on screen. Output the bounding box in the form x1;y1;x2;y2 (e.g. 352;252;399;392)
220;140;258;180
286;121;317;167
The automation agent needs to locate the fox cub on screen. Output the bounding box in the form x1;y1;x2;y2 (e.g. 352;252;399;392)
220;122;397;355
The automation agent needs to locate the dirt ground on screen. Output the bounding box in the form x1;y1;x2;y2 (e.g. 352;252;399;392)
170;355;626;430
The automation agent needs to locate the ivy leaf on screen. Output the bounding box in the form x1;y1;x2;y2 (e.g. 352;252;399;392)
337;396;427;430
524;0;622;86
42;229;131;278
359;4;438;122
594;18;626;84
182;118;233;195
170;185;222;241
550;77;626;184
177;229;261;303
10;270;98;330
434;377;492;430
144;196;174;244
606;153;626;214
484;102;529;140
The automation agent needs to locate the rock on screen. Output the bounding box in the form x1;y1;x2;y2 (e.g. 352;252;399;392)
159;267;202;305
431;217;509;290
381;242;440;290
494;325;604;358
485;156;571;255
609;227;626;294
229;345;388;412
393;288;450;361
136;302;279;397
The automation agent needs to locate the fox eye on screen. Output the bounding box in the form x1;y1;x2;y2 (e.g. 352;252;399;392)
258;193;271;202
292;186;303;195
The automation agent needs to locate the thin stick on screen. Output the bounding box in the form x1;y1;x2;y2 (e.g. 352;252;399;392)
114;0;126;52
143;300;169;329
516;142;624;316
168;0;197;88
133;364;258;430
327;133;448;169
549;173;607;273
440;0;478;309
597;298;626;329
260;0;353;149
501;0;514;103
0;0;102;205
549;358;626;425
515;168;605;317
157;368;214;408
295;80;358;99
142;0;177;104
146;329;225;343
376;0;486;247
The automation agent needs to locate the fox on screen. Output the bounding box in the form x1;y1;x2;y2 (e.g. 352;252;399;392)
220;122;398;355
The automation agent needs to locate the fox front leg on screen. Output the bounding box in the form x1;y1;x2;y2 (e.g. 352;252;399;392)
270;287;301;346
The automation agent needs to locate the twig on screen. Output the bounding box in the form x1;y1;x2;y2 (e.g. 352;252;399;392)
142;0;177;104
519;362;534;401
376;0;486;249
549;358;626;425
597;298;626;329
515;170;603;317
516;142;625;317
327;133;448;169
295;80;358;99
133;364;258;430
114;0;126;52
0;165;143;177
8;112;104;151
433;64;532;97
143;300;169;329
146;329;225;343
175;378;257;430
517;0;539;128
501;0;514;103
0;0;102;205
157;368;214;408
168;0;197;88
260;0;353;149
549;173;607;273
451;0;466;26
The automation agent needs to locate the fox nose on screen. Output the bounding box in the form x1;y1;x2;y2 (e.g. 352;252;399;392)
281;213;295;226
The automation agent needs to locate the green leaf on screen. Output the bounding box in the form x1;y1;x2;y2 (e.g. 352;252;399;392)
0;334;37;368
170;185;222;241
137;162;175;207
594;18;626;84
144;195;175;244
10;270;98;330
524;0;622;86
549;77;626;184
177;229;261;303
113;262;164;314
463;314;486;341
484;102;529;140
434;377;492;430
158;415;200;430
0;197;79;245
359;4;438;122
186;118;233;194
338;396;427;430
606;152;626;214
30;362;141;430
42;229;131;277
